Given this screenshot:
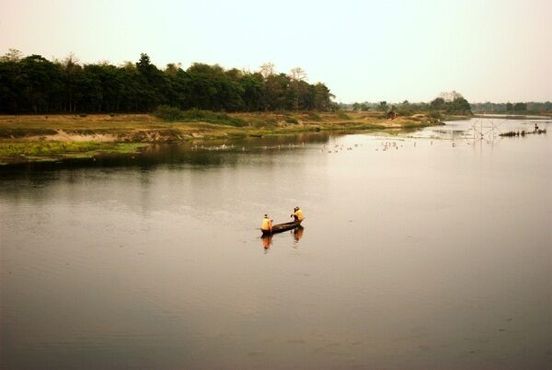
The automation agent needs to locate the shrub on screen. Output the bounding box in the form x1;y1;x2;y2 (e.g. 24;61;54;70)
180;109;246;127
153;105;184;121
306;112;322;121
153;106;246;127
284;116;299;124
336;111;351;120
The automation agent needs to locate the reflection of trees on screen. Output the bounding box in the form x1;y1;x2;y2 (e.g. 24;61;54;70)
236;133;330;147
143;145;232;167
0;131;334;188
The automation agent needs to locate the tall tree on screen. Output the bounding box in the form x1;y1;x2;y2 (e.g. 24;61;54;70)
0;52;336;114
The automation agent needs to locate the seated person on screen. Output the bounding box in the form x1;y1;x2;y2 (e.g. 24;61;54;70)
261;214;273;232
291;207;305;222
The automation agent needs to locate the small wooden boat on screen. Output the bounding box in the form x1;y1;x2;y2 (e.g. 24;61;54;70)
261;220;302;236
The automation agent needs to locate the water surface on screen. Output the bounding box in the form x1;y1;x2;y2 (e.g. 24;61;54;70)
1;118;551;369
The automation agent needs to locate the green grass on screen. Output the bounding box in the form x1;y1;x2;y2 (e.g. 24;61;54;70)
0;141;145;164
320;123;386;131
284;116;299;124
154;106;247;127
305;112;322;121
336;111;351;120
0;127;58;138
0;142;100;156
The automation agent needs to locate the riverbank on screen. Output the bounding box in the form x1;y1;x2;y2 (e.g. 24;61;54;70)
0;111;443;165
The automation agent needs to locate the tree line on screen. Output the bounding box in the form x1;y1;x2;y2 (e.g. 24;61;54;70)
471;101;552;114
0;50;334;114
345;91;473;116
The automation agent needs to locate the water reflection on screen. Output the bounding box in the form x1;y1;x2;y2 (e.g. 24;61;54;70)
1;118;550;369
260;226;305;253
293;226;304;244
261;235;272;253
0;133;332;173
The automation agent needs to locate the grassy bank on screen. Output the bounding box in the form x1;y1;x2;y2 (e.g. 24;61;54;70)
0;111;442;165
0;142;146;165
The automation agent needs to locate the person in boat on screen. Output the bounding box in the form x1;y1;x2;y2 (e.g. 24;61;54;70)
261;214;273;233
291;207;305;222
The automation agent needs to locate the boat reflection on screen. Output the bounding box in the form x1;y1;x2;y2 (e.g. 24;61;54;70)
260;226;305;253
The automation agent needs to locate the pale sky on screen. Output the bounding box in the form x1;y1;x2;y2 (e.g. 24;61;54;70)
1;0;551;103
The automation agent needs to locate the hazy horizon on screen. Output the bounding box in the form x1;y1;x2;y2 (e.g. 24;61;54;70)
1;0;550;104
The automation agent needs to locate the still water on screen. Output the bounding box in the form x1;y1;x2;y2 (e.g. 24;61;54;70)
1;118;551;369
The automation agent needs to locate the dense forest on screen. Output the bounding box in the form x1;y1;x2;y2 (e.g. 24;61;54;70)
0;50;334;114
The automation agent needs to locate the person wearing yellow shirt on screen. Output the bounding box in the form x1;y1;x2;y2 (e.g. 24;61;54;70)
261;214;273;233
291;207;304;222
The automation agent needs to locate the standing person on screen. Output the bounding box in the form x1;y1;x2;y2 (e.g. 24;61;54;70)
261;214;273;233
291;207;305;222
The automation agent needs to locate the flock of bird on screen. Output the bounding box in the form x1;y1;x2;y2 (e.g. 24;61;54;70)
184;122;547;154
322;139;429;154
320;138;465;154
189;134;501;154
322;143;361;153
190;142;307;152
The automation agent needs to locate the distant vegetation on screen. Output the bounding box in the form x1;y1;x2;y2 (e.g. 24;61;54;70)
344;91;473;117
0;49;334;114
153;106;246;126
471;101;552;114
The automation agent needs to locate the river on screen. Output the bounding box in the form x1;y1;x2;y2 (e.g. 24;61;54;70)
1;118;551;369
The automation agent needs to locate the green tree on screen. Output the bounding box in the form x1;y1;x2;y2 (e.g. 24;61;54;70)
0;52;336;114
513;102;527;113
19;55;64;113
430;97;445;111
240;72;264;111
